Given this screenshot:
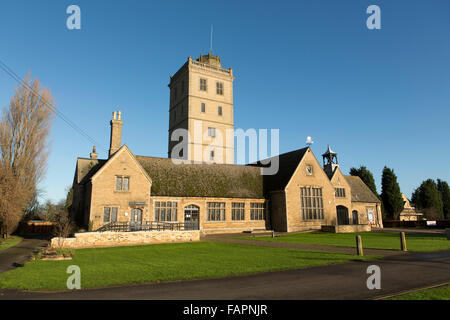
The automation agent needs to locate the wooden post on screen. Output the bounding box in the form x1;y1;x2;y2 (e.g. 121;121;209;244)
356;235;363;256
400;232;407;251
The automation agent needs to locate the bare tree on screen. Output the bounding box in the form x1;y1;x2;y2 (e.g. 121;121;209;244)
53;211;74;250
0;73;54;235
0;164;26;235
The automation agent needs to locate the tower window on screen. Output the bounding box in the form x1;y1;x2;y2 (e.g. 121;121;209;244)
208;127;216;137
218;106;222;116
216;82;223;95
210;150;215;160
200;78;207;91
201;103;205;113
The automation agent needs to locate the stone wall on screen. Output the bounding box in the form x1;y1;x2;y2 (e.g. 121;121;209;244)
51;230;200;249
321;225;372;233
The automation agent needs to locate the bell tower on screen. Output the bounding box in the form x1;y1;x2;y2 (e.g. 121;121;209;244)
322;145;339;179
168;54;235;164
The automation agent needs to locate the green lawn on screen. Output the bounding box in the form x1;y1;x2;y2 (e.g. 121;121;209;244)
241;231;450;252
0;236;22;252
386;284;450;300
0;241;377;291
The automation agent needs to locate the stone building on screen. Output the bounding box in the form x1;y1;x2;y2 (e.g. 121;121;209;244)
70;54;383;233
399;194;423;221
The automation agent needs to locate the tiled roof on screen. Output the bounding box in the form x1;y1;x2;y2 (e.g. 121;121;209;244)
249;147;309;194
76;158;107;185
136;156;264;198
344;175;380;203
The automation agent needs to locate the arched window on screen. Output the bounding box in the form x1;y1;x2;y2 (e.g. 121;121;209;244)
352;210;359;225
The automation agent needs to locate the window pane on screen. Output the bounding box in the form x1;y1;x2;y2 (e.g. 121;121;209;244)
103;207;111;223
116;177;122;190
123;177;129;191
111;208;117;222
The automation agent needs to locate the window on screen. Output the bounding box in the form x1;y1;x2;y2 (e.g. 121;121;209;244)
232;203;245;220
155;201;178;221
103;207;118;223
201;103;206;113
218;106;222;116
207;202;225;221
300;187;324;220
116;176;129;191
250;203;265;220
210;150;215;160
200;78;207;91
216;82;223;95
306;165;313;176
103;207;110;223
208;127;216;137
335;188;346;198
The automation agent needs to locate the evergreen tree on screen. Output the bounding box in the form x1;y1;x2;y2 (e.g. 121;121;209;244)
414;179;444;219
437;179;450;219
381;167;404;219
349;166;378;196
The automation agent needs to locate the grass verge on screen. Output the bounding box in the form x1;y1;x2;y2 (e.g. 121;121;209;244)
0;241;378;291
385;284;450;300
0;236;22;252
240;231;450;252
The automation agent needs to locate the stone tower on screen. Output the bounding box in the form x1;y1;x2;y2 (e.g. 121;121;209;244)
168;54;235;164
322;145;339;179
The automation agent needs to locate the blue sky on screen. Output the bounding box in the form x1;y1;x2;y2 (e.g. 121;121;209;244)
0;0;449;203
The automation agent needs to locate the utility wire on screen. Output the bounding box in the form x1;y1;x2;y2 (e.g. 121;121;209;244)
0;59;106;151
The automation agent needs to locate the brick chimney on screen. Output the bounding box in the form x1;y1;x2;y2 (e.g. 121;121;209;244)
109;110;123;157
90;145;98;159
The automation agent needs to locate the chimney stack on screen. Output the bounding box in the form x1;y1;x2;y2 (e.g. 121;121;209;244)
90;145;98;159
109;110;123;157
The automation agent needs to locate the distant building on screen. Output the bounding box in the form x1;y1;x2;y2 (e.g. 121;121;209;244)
399;193;423;221
69;54;383;233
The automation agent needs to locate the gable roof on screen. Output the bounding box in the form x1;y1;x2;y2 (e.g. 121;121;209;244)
344;175;380;203
249;147;309;193
76;158;107;185
136;156;264;198
90;145;152;184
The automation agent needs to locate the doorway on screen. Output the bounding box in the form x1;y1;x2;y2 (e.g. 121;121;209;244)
130;208;143;230
336;206;349;225
184;205;199;230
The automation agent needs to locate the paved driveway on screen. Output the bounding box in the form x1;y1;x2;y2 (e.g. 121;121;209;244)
0;238;48;273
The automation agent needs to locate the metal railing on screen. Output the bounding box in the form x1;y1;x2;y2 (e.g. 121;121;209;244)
95;221;199;232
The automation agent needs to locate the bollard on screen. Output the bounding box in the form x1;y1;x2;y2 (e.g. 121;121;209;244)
356;235;363;256
272;230;275;238
400;232;407;251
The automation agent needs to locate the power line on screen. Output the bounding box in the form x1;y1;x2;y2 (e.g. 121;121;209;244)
0;59;106;151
